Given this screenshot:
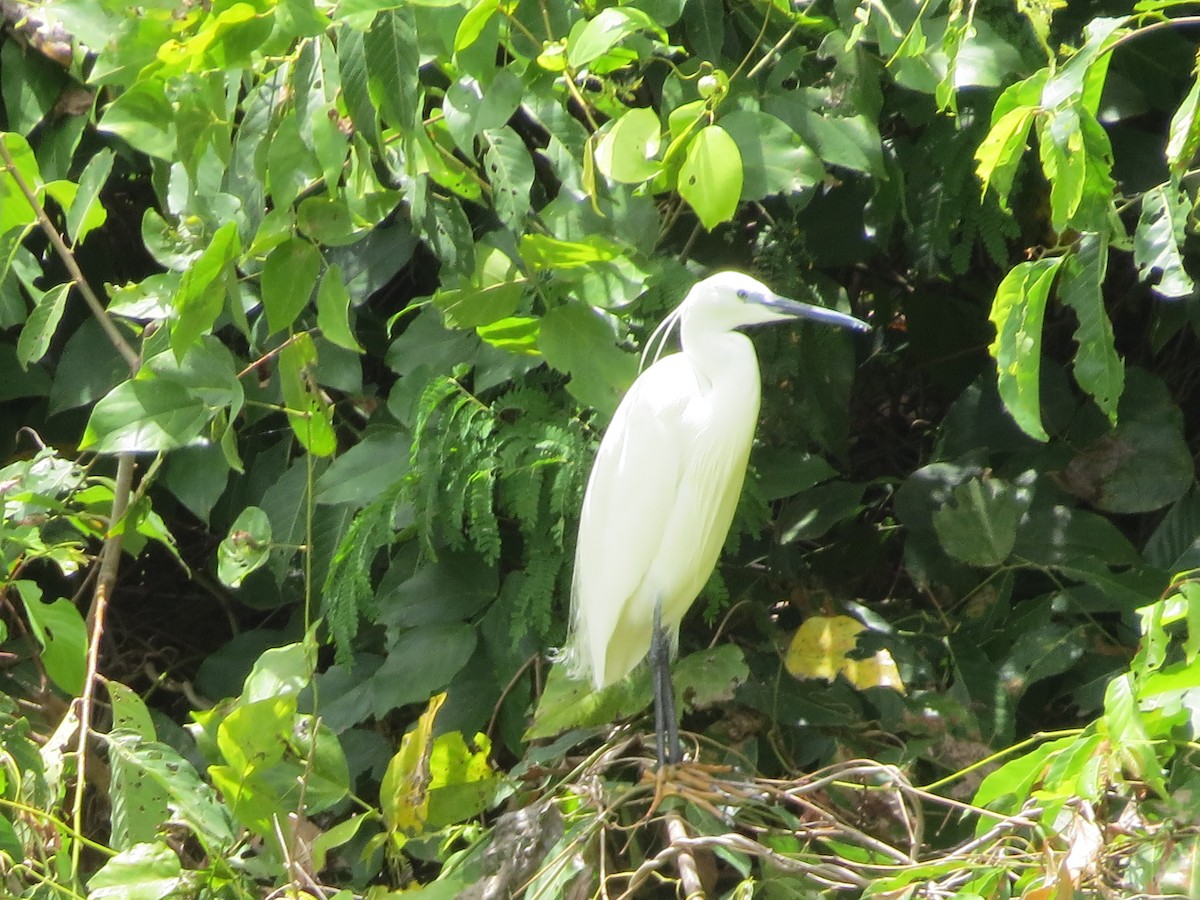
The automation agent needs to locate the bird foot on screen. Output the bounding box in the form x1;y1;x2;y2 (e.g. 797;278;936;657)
638;758;738;822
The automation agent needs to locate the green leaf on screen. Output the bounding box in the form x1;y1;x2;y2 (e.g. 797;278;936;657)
99;79;176;159
316;264;364;352
1061;418;1192;514
1104;673;1167;796
172;220;239;358
1134;184;1194;299
537;302;637;414
217;506;273;588
718;109;823;201
568;7;665;68
672;645;748;709
16;283;71;367
518;234;621;269
13;581;86;695
266;111;321;210
593;107;661;184
66;148;114;246
454;0;499;52
105;731;235;850
442;70;523;154
1060;232;1123;420
337;25;378;148
678;124;743;231
527;663;651;740
483;126;534;229
988;256;1065;441
0;132;41;235
931;471;1036;566
87;841;182;900
433;245;525;329
1167;72;1200;178
106;681;157;741
83;341;243;453
975;104;1036;210
262;237;322;334
365;7;420;132
278;332;337;456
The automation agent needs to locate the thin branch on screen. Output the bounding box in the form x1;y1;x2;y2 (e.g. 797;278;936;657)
0;139;140;372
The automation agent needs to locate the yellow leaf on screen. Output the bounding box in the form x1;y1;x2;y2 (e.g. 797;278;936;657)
380;692;447;837
785;615;863;681
785;615;906;694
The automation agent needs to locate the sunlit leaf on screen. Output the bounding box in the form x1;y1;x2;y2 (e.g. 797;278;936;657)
12;581;86;695
217;506;273;588
278;333;337;456
381;691;446;836
785;615;905;693
1134;184;1194;299
262;237;322;334
483;125;534;228
988;256;1065;441
593;107;661;184
678;124;742;230
87;841;182;900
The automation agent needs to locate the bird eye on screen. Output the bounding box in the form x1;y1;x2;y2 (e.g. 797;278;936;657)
736;289;749;300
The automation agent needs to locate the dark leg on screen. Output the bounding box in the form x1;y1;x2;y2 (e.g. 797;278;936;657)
650;599;681;767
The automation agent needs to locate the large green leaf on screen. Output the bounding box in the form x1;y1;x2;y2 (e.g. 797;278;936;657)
104;730;236;851
16;282;71;367
537;302;637;414
171;220;240;358
364;7;420;132
87;842;183;900
988;256;1065;441
678;124;742;231
931;471;1036;567
719;109;823;201
262;236;322;334
12;581;86;695
593;107;661;184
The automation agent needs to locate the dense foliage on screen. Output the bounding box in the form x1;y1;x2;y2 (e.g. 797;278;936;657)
4;0;1200;896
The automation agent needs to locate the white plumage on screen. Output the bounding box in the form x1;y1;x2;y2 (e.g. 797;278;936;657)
562;272;868;700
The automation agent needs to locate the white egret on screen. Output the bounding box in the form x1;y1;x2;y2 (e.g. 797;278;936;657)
560;271;868;767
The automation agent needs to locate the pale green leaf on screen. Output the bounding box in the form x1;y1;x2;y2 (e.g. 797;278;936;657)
537;302;637;414
975;105;1036;210
103;730;236;850
0;132;41;235
988;256;1066;441
568;7;665;68
13;581;86;695
218;506;273;588
454;0;499;52
99;80;176;159
171;220;239;358
594;107;661;184
88;841;182;900
279;333;337;456
483;125;533;228
678;125;743;230
442;70;523;154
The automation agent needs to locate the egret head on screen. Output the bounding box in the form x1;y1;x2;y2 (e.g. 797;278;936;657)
684;271;869;333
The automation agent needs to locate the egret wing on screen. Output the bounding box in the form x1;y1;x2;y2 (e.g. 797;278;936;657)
568;356;697;688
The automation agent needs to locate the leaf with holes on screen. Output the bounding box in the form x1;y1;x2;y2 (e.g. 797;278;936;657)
483;126;533;229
